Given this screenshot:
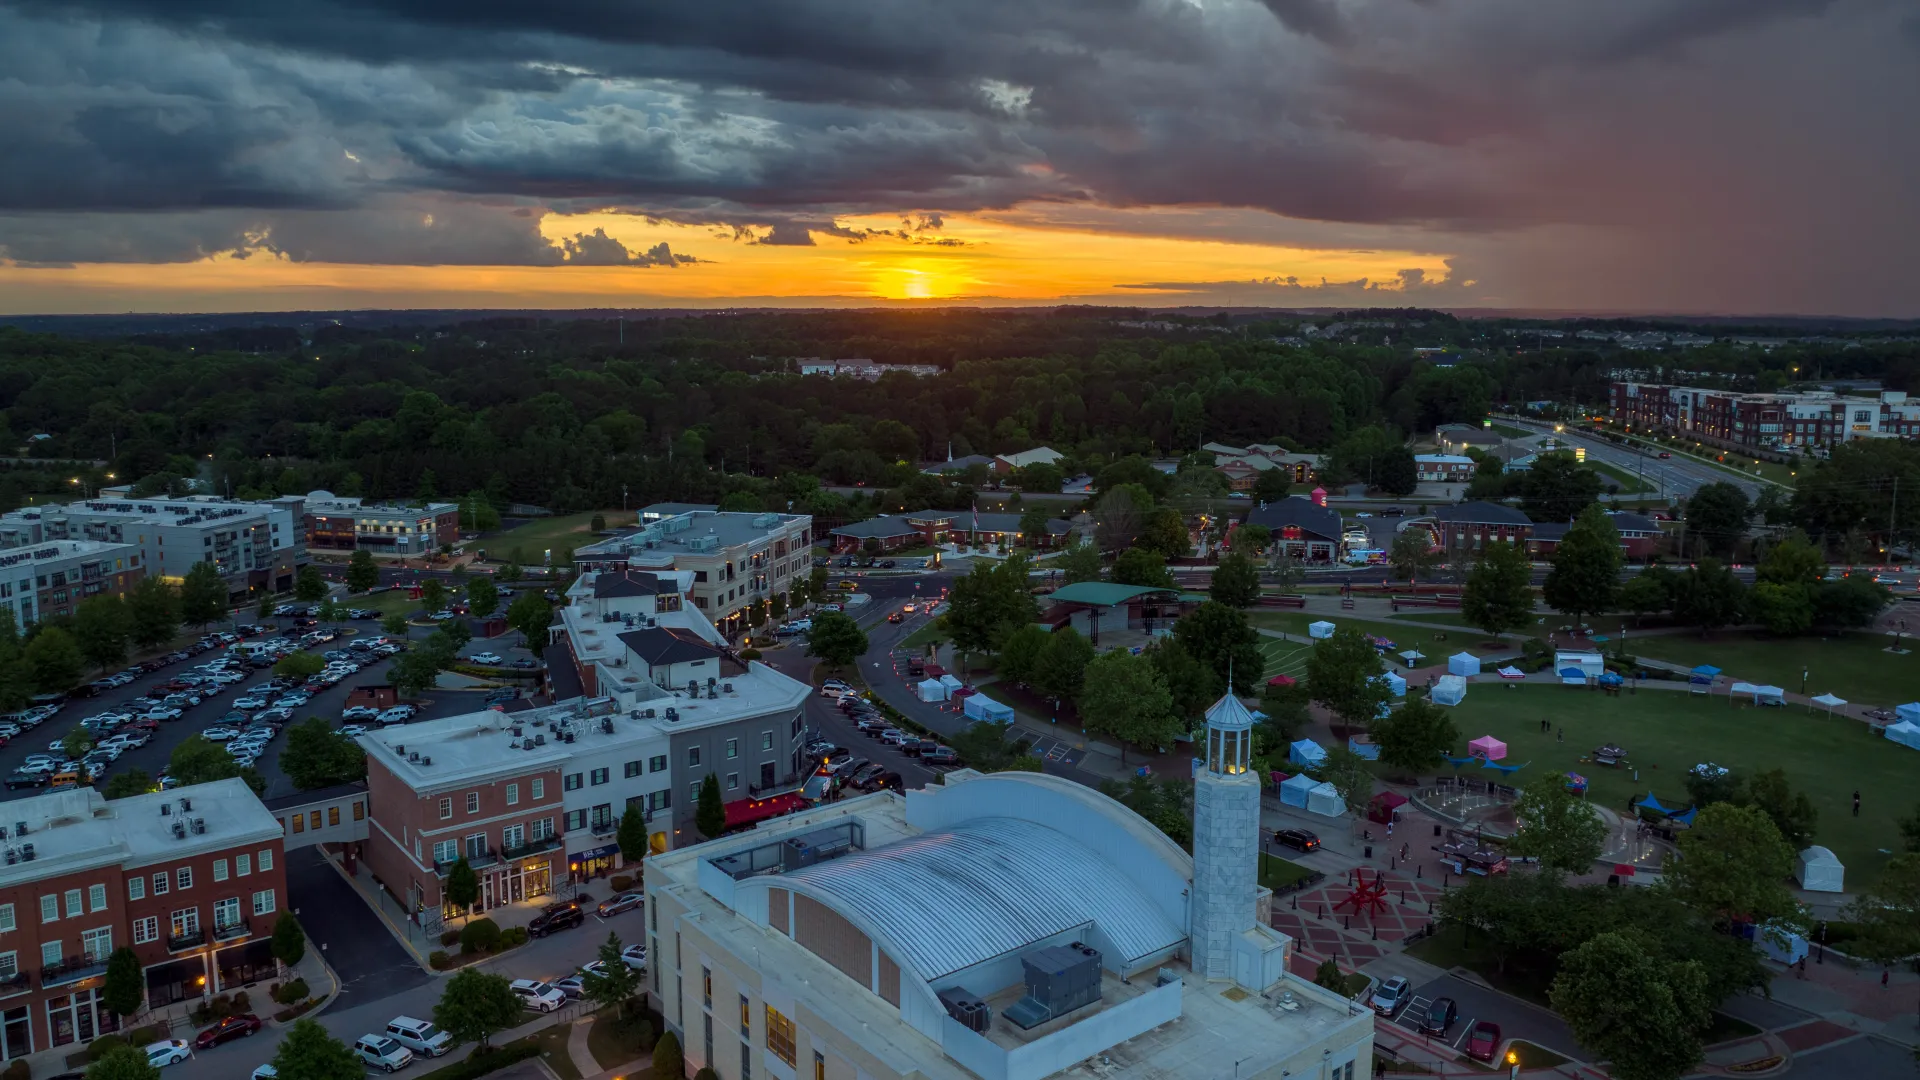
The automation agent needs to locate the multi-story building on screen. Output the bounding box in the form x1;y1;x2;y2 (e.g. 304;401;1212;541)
297;492;460;557
0;540;144;628
1413;454;1476;483
1610;384;1920;452
0;779;285;1063
827;510;1067;553
642;753;1372;1080
573;509;813;638
361;569;812;921
1430;501;1533;550
0;497;302;598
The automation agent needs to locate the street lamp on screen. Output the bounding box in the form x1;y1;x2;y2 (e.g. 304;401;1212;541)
1507;1050;1520;1079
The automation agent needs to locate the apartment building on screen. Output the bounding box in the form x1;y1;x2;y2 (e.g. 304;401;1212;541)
0;497;302;598
298;492;461;556
1413;454;1476;483
0;780;286;1063
573;509;813;638
1610;384;1920;452
0;540;144;628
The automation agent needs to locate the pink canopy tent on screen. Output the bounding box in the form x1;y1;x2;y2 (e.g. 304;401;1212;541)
1267;675;1297;687
1468;736;1508;762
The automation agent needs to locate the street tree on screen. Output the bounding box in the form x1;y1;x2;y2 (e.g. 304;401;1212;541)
85;1045;160;1080
294;565;328;603
1387;528;1441;585
945;722;1041;774
274;651;325;680
582;932;644;1018
1370;695;1459;773
1619;565;1676;624
1685;482;1751;559
168;734;261;792
1057;540;1104;584
103;769;154;799
127;577;179;650
1520;451;1604;522
942;554;1038;655
389;649;445;698
62;726;93;761
445;857;480;919
72;595;134;672
346;549;380;593
1755;532;1825;588
465;575;499;619
1077;650;1180;762
1551;932;1712;1080
271;911;307;966
178;561;227;628
805;612;868;670
1811;574;1891;628
1542;504;1621;627
1842;853;1920;964
1111;547;1174;588
1303;627;1389;733
1092;485;1150;551
102;946;144;1019
281;717;368;790
1667;803;1801;928
270;1019;364;1080
1319;745;1376;817
420;578;447;613
1233;524;1272;555
1508;774;1607;874
1170;601;1262;697
995;624;1049;687
1459;540;1534;638
505;592;552;649
617;804;649;866
381;612;410;637
1737;769;1817;848
1671;558;1746;635
1146;639;1217;723
25;627;84;693
1208;552;1262;608
695;774;725;839
1137;508;1191;560
1252;469;1292;503
1018;506;1050;543
1032;627;1094;705
433;968;523;1049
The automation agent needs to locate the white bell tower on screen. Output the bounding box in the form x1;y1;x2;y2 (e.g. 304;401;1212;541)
1188;689;1261;982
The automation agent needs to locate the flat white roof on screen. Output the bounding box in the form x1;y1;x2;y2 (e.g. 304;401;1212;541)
0;778;283;885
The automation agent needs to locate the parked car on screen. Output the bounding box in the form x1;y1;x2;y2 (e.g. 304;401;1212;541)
383;1017;453;1058
145;1041;193;1068
342;706;381;721
1419;997;1458;1036
886;612;903;623
597;892;645;917
1369;976;1410;1016
510;979;566;1012
468;652;504;665
377;706;417;725
618;944;648;970
820;679;853;697
232;696;268;710
528;901;585;937
861;770;903;793
1466;1021;1502;1063
1272;828;1320;853
847;763;886;788
352;1035;415;1073
879;729;911;746
194;1014;263;1049
920;747;960;767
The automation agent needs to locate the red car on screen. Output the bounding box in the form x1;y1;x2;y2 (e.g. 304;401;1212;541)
193;1014;263;1049
1466;1021;1501;1063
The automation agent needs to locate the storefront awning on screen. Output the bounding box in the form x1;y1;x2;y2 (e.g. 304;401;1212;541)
724;792;809;829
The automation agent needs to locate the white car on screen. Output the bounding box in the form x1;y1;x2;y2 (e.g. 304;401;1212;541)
510;979;566;1012
252;1065;278;1080
468;653;504;665
377;706;416;725
143;707;183;722
201;727;240;742
820;679;853;697
340;725;369;737
342;706;381;721
146;1040;192;1068
619;943;648;970
232;696;268;710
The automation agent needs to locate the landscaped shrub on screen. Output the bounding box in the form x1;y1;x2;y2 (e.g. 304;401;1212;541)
428;951;452;970
86;1036;127;1062
459;917;502;954
272;978;310;1005
441;929;462;947
610;875;633;892
231;990;251;1013
4;1054;30;1080
127;1026;163;1048
739;648;762;661
500;926;529;948
431;1044;539;1080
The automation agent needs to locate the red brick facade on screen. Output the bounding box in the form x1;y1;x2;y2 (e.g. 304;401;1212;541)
363;758;567;919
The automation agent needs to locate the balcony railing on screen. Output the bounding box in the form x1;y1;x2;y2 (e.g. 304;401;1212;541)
749;773;804;797
500;835;563;861
0;969;31;998
434;847;498;875
167;928;206;952
41;955;108;987
212;918;251;943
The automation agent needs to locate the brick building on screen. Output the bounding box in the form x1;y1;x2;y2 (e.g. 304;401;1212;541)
0;540;144;629
0;780;284;1063
1430;502;1534;550
1610;384;1920;452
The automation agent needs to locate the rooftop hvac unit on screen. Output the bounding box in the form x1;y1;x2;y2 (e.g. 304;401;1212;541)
563;732;575;744
534;733;546;745
601;717;615;735
408;751;420;763
17;845;29;862
421;756;431;766
1;851;13;866
171;821;187;839
780;827;858;871
664;708;679;722
937;988;991;1033
11;823;22;836
525;743;538;753
723;682;734;694
192;818;207;835
644;708;656;718
160;804;170;816
1005;944;1103;1030
181;797;192;811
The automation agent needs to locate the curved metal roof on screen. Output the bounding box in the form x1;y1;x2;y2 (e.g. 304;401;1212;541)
777;816;1185;980
1045;581;1180;607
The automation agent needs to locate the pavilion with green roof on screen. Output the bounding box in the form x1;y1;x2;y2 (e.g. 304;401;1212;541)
1043;581;1200;642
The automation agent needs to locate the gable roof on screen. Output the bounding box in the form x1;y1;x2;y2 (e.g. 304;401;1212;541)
593;570;671;599
922;455;996;475
828;517;923;539
1245;495;1342;541
618;626;723;667
1432;501;1533;526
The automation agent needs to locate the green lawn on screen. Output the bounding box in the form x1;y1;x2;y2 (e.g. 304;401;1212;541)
1488;423;1532;440
1259;853;1319;890
1250;611;1496;655
1444;684;1910;884
1626;629;1917;706
479;511;633;562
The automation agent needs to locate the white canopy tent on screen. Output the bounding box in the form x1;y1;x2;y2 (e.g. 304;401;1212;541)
1432;674;1468;707
1796;846;1845;893
1397;649;1426;669
1447;652;1481;677
938;673;964;693
1809;692;1847;715
1305;781;1346;818
1308;620;1336;639
1554;650;1605;677
916;678;949;703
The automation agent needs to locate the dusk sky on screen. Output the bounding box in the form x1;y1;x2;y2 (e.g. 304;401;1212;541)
1;0;1915;316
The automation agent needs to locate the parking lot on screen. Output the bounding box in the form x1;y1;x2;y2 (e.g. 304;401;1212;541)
1387;974;1587;1063
0;599;538;803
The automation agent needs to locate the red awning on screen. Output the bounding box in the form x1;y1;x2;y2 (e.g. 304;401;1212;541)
1613;863;1638;877
1267;675;1297;687
1370;791;1409;810
723;793;809;829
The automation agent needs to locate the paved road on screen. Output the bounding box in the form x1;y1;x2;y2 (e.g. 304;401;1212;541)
1500;417;1772;500
1394;974;1588;1062
285;847;431;998
1776;1033;1913;1080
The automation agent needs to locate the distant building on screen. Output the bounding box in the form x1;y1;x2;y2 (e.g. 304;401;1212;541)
0;496;303;597
1526;511;1666;559
1244;494;1343;562
1434;425;1504;451
639;503;718;523
1413;454;1476;483
573;509;813;639
0;538;144;627
797;359;941;380
1610;383;1920;452
991;447;1065;474
829;510;1072;553
1430;502;1533;550
299;492;460;557
921;455;996;477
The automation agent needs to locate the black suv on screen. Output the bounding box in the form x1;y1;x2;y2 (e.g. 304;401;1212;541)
1272;828;1320;853
528;901;585;937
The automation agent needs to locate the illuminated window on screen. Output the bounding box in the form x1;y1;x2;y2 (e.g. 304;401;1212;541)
765;1007;796;1067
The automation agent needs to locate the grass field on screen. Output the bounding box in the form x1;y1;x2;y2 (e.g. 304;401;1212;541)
1445;684;1908;884
1259;853;1318;889
479;510;633;562
1624;629;1917;706
1251;611;1495;656
1488;423;1532;440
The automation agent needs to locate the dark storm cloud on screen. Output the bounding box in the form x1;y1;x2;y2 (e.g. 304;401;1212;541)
0;0;1914;313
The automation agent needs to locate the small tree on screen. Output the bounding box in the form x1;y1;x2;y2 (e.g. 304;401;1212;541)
804;612;868;669
257;593;276;620
505;592;552;649
1111;547;1175;588
1057;540;1104;584
1077;650;1180;763
274;651;325;680
1666;803;1801;928
381;612;410;637
282;717;367;790
1542;504;1622;628
466;575;499;620
695;774;725;839
270;1019;364;1080
62;726;93;761
445;857;480;919
346;549;380;593
103;769;154;800
85;1044;160;1080
25;627;84;693
1508;775;1607;874
1551;932;1711;1080
1388;529;1441;585
1459;540;1534;638
591;513;608;533
294;565;328;603
127;577;179;650
178;561;228;628
652;1031;685;1080
617;804;650;867
1208;552;1261;608
433;968;522;1050
582;932;643;1018
1371;695;1459;773
1319;746;1375;817
271;912;306;967
101;946;144;1020
420;578;447;613
1304;627;1389;733
1313;958;1347;996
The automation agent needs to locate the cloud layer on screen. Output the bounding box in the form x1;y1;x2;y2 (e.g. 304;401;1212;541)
0;0;1915;312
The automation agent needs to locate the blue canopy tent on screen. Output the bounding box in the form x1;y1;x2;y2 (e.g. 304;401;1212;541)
1635;793;1695;820
1443;754;1480;772
1288;739;1328;768
1480;759;1529;775
1689;665;1721;695
1279;772;1319;808
1896;702;1920;725
1669;806;1699;826
1598;671;1625;687
1373;671;1408;697
1558;665;1589;686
